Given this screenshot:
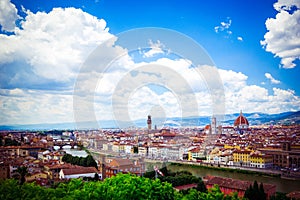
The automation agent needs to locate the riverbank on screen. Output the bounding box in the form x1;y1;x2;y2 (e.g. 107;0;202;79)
169;162;281;178
167;162;300;193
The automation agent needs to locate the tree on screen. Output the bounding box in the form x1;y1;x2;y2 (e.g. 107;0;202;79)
1;174;249;200
62;154;98;169
16;166;29;185
4;138;20;146
244;181;266;200
196;180;207;193
259;183;266;200
79;157;87;167
86;155;98;169
133;146;138;154
94;173;99;181
270;192;289;200
92;173;175;200
244;184;253;200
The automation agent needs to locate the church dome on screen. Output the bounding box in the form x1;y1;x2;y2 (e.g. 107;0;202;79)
234;111;249;128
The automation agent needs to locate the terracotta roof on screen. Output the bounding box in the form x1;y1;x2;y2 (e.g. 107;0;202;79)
46;163;74;170
234;111;249;127
204;125;211;130
287;191;300;199
234;150;252;154
61;167;98;175
174;183;198;191
204;176;276;191
190;147;201;153
108;158;133;167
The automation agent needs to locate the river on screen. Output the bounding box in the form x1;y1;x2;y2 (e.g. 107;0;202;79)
167;164;300;193
53;145;88;157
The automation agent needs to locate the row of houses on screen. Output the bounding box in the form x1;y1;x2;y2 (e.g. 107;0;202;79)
207;148;273;168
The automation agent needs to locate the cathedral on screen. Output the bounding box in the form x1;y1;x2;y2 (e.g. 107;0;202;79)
234;110;249;130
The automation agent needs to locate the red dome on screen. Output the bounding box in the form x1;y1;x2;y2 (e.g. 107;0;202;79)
234;111;249;127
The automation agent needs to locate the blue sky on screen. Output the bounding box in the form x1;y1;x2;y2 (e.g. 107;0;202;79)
0;0;299;126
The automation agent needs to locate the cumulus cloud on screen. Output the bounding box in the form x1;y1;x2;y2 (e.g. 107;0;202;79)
261;0;300;69
0;89;74;125
0;0;19;32
273;0;300;12
0;7;113;89
0;1;299;126
265;73;281;84
218;70;299;114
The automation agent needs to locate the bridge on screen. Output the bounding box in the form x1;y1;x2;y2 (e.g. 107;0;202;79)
52;139;81;149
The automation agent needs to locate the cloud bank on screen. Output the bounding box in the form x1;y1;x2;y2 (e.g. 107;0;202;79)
0;0;299;126
261;0;300;69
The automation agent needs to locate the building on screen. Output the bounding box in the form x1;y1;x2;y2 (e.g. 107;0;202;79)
211;116;217;134
286;191;300;199
26;171;48;182
174;183;198;192
204;176;276;199
147;115;152;130
59;167;99;179
234;110;249;130
0;163;9;179
105;158;144;178
250;154;273;168
0;146;29;158
233;150;252;167
259;142;300;168
188;147;205;161
44;163;74;180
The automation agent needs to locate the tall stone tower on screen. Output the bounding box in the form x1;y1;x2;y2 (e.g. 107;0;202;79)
211;116;217;134
147;115;152;130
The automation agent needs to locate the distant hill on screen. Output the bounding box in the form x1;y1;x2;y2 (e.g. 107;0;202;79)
0;111;299;131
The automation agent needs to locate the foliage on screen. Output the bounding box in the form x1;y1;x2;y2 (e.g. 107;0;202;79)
0;138;21;146
244;180;266;200
15;166;29;185
133;146;138;154
0;173;250;200
144;166;207;193
0;173;175;200
181;185;243;200
270;192;289;200
62;154;97;169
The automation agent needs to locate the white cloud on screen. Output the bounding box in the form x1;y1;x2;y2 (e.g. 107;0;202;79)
0;7;113;87
219;69;247;91
218;69;299;114
215;19;231;33
237;36;243;41
143;40;165;58
0;0;19;32
214;18;232;36
0;89;74;125
128;86;181;121
261;0;300;69
215;18;242;41
274;0;300;12
0;2;299;126
265;73;281;84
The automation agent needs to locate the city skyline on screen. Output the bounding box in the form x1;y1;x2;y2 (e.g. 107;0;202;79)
0;0;300;126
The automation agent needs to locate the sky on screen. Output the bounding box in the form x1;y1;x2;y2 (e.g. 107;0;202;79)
0;0;300;127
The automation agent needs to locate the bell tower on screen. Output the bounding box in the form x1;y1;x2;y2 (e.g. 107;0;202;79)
147;115;152;130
